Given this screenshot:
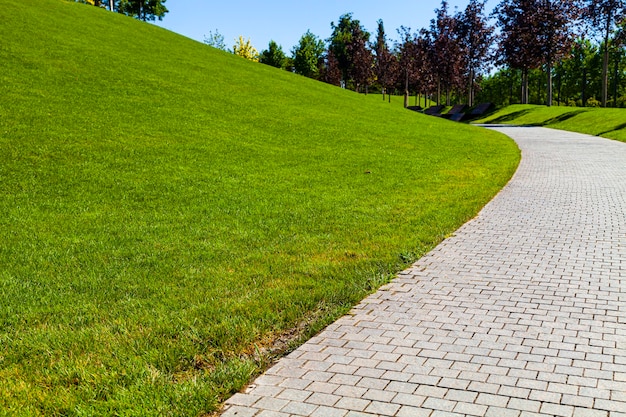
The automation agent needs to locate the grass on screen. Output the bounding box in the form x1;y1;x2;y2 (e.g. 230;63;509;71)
0;0;519;415
472;104;626;143
366;93;436;110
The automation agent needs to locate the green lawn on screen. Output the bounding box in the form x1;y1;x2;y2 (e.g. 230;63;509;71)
366;93;436;110
0;0;519;415
473;104;626;143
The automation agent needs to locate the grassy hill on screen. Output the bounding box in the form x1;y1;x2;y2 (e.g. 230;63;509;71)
0;0;519;415
473;104;626;142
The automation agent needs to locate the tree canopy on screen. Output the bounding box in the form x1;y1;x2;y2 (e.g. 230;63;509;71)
260;41;289;69
292;30;325;79
233;36;259;62
77;0;626;108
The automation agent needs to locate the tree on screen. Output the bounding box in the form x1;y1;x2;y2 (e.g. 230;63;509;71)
204;29;227;51
396;27;427;107
535;0;581;106
558;38;601;105
611;22;626;105
348;25;374;93
75;0;103;6
292;30;325;78
260;41;288;69
494;0;544;103
322;50;343;86
430;1;465;105
373;20;399;101
116;0;168;21
328;14;371;89
74;0;114;9
233;36;259;62
584;0;626;106
457;0;494;106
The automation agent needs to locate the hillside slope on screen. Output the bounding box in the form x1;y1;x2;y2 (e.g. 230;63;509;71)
472;104;626;143
0;1;519;415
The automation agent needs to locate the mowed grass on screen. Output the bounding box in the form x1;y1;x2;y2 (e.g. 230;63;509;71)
366;93;436;110
473;104;626;142
0;0;519;415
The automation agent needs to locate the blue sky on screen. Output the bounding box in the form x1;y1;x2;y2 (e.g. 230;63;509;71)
154;0;497;53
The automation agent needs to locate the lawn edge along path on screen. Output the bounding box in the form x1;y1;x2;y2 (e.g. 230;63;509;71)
221;126;626;417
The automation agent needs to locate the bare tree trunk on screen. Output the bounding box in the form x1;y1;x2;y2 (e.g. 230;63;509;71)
468;67;474;107
404;70;409;108
520;69;528;104
109;0;114;10
547;59;553;107
613;54;619;107
556;72;561;106
602;13;612;107
582;69;587;106
437;78;441;106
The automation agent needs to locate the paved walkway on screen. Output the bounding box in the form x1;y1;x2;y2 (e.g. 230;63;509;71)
222;127;626;417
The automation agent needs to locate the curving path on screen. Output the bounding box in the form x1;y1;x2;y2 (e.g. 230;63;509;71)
222;126;626;417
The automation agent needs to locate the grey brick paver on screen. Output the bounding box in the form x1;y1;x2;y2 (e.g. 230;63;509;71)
220;127;626;417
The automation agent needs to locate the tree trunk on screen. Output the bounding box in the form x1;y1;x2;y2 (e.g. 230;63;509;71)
556;72;561;106
468;67;474;107
404;70;409;108
546;59;553;107
613;54;619;107
582;69;587;107
521;69;528;104
602;12;612;107
437;78;441;106
109;0;114;11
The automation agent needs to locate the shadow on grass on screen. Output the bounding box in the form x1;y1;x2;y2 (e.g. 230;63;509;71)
597;122;626;136
541;110;587;125
482;109;591;126
482;110;533;124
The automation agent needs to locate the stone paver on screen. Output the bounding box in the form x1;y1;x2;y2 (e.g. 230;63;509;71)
222;127;626;417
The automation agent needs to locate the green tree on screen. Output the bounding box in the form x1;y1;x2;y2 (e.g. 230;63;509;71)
260;40;288;69
292;30;325;78
558;38;601;106
584;0;626;106
233;36;259;62
116;0;168;21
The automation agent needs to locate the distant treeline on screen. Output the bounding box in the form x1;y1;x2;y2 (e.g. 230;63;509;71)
78;0;625;108
74;0;167;21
